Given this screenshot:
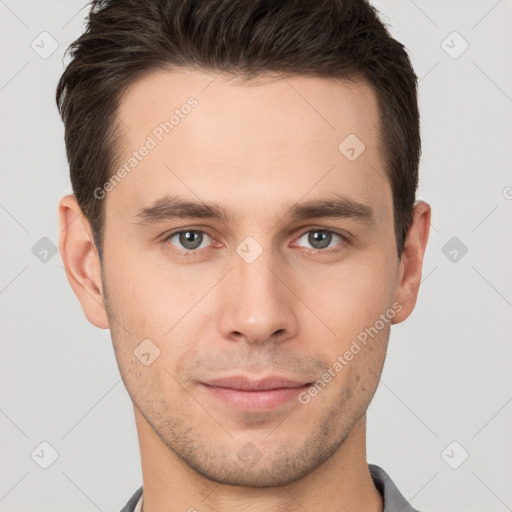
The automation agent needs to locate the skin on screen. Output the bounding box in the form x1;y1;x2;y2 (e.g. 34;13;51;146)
58;69;430;512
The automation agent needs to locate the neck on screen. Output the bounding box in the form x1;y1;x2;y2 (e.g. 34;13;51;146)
134;407;382;512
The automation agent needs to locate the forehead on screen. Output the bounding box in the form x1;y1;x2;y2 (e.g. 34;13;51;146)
109;68;390;222
117;69;380;152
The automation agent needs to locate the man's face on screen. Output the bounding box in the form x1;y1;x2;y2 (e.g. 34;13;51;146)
100;70;402;486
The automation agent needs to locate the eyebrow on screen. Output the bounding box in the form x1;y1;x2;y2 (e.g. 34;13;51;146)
132;193;375;226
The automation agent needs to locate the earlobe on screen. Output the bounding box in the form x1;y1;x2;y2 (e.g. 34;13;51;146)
58;194;109;329
391;200;431;325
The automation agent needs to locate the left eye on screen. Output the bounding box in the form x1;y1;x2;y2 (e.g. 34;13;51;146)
295;229;345;251
166;230;213;251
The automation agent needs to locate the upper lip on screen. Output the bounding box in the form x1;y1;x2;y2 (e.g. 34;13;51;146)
201;375;310;391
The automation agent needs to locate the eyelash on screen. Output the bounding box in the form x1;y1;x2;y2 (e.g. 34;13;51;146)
162;227;350;256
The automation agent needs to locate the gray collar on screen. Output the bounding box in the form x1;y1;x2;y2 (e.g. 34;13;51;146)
369;463;421;512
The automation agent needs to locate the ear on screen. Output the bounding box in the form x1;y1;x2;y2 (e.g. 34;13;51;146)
58;194;109;329
392;200;431;324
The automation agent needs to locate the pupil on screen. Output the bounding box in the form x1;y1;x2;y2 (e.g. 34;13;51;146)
180;231;202;249
309;230;331;249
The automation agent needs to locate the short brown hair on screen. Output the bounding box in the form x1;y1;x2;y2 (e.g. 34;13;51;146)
56;0;420;261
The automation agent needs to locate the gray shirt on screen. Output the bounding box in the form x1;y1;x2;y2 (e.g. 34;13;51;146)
120;463;420;512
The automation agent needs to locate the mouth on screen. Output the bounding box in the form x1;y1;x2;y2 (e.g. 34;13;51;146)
198;375;313;410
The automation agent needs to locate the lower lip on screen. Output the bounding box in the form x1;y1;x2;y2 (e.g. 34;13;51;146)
199;383;310;410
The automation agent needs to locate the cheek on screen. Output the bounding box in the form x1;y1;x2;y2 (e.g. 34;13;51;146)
103;248;174;327
292;254;398;343
103;253;208;383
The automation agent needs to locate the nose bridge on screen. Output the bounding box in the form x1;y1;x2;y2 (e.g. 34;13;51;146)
218;238;298;344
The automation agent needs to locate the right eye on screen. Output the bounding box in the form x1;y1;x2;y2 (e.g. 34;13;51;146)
163;229;215;252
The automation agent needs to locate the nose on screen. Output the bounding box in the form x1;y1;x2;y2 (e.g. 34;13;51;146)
218;246;299;345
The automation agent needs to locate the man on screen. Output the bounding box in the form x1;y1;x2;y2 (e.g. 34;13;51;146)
57;0;430;511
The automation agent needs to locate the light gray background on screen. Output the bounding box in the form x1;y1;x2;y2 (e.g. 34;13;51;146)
1;1;511;511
